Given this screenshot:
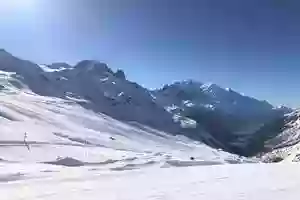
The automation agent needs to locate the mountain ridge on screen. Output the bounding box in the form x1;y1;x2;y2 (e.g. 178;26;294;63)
0;49;296;158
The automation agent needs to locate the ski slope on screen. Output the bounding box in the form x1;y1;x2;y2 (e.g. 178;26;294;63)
3;90;299;200
1;162;300;200
0;89;266;200
0;91;242;163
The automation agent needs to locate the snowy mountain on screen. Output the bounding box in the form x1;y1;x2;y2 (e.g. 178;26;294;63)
0;49;294;160
47;62;72;70
0;51;179;135
152;80;287;118
151;80;291;155
40;60;180;133
0;49;247;167
245;109;300;162
3;49;300;199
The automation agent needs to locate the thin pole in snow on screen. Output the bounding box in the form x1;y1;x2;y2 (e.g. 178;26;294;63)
24;132;30;151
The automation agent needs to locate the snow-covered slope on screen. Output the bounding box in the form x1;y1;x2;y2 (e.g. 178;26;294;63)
0;50;246;164
0;72;263;200
0;91;241;162
272;111;300;149
0;51;179;135
0;77;262;199
250;110;300;162
0;82;296;200
40;60;179;133
0;75;246;166
3;162;300;200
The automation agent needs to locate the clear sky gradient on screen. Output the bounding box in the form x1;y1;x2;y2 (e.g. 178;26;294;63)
0;0;300;107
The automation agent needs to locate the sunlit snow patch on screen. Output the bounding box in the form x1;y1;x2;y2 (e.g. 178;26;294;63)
38;64;70;72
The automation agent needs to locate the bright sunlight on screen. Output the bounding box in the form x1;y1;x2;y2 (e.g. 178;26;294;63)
0;0;36;12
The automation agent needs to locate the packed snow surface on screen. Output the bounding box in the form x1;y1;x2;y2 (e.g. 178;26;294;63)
1;162;300;200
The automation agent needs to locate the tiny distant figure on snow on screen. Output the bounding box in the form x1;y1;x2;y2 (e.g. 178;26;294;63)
24;132;30;151
110;137;116;141
190;157;195;161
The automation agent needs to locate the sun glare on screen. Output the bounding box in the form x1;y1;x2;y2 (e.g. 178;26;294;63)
0;0;36;12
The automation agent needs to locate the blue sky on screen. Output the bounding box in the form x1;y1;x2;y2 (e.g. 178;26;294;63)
0;0;300;107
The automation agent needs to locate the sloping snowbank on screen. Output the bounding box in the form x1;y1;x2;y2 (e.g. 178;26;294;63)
0;92;243;164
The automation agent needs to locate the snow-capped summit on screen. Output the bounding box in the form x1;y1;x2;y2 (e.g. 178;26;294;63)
200;82;219;92
47;62;72;70
152;80;276;118
274;105;293;114
0;51;179;135
163;79;203;89
74;60;113;74
151;80;290;155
